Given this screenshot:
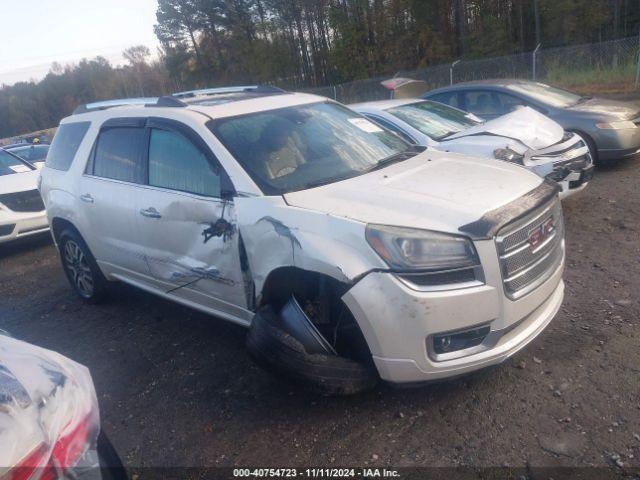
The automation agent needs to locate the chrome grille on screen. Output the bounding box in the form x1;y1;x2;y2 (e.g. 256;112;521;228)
496;200;564;300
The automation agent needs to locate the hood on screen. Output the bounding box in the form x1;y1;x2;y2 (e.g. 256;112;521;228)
0;170;39;195
566;97;640;120
284;150;542;235
445;106;563;150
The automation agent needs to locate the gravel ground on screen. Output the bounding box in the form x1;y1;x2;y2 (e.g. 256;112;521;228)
1;157;639;477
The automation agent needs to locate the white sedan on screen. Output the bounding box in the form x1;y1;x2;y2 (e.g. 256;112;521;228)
350;98;594;198
0;148;49;243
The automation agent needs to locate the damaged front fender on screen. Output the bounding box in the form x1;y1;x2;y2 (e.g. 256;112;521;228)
235;196;386;300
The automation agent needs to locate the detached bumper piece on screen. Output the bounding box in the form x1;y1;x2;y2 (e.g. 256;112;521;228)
246;298;378;396
547;157;593;188
569;164;595;189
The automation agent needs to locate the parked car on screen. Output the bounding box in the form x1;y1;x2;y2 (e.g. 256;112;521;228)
40;87;565;394
420;78;640;164
350;98;593;198
5;143;50;169
0;148;49;243
0;331;100;478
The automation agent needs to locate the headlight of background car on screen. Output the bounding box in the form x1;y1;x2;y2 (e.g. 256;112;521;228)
494;148;524;163
596;121;637;130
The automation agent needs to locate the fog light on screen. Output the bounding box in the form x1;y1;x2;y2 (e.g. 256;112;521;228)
432;325;491;355
436;335;452;352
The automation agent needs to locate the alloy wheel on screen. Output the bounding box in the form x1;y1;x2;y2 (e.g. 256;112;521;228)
63;240;94;298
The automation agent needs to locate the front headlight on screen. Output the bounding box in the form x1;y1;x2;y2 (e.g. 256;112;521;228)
494;148;524;163
596;121;637;130
365;224;480;271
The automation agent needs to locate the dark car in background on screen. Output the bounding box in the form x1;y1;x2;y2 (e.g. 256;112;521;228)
423;79;640;164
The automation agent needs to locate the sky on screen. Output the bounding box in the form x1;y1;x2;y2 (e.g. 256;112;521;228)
0;0;160;86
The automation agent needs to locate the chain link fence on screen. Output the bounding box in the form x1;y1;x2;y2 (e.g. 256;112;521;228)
305;36;640;104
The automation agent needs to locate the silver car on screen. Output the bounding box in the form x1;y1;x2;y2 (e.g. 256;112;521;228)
423;79;640;164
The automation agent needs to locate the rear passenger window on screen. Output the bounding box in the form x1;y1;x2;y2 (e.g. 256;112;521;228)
92;127;145;183
46;122;90;171
148;129;220;197
429;92;461;109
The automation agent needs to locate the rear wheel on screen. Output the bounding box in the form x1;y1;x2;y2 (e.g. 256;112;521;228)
58;229;107;303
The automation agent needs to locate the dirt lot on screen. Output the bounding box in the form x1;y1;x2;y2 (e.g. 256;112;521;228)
1;157;639;477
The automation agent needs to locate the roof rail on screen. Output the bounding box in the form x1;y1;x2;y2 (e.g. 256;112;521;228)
73;96;186;114
173;85;285;99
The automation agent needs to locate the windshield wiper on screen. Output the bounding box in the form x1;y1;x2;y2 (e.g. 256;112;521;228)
438;130;460;140
575;96;593;104
365;148;421;173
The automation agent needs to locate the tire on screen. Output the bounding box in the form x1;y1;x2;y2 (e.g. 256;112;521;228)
58;228;108;303
246;306;379;396
97;431;128;479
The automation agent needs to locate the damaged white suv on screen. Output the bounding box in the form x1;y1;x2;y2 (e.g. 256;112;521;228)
40;87;566;394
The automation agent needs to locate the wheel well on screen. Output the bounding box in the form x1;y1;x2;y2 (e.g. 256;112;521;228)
51;217;80;244
568;129;598;163
259;267;372;362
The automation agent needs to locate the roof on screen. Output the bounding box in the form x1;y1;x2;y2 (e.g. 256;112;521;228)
68;86;329;121
63;91;329;125
349;98;424;111
429;78;538;93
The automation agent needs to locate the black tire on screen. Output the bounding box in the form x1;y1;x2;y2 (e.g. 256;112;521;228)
97;431;129;480
58;228;108;303
246;306;379;396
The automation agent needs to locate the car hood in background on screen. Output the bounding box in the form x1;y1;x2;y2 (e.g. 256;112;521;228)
284;150;542;234
444;107;563;150
566;97;640;120
0;169;39;196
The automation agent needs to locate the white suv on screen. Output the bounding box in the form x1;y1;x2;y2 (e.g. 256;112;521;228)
40;87;566;394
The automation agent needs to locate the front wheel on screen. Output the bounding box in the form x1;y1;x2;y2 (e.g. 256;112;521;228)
58;229;107;303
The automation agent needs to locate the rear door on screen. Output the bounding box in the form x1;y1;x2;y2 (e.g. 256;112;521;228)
135;118;250;322
78;118;149;277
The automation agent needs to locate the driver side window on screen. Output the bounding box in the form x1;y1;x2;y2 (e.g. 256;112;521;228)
148;128;221;198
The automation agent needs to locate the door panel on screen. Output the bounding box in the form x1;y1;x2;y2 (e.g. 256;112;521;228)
134;123;249;319
77;176;148;276
137;188;249;317
77;123;148;276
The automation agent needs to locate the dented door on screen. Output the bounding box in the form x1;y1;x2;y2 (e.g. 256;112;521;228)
134;119;251;323
136;187;249;318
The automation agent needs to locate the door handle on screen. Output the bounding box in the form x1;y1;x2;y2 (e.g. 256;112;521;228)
140;207;162;219
80;193;94;203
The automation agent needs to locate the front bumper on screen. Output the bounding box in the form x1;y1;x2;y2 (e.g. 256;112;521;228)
0;209;49;244
555;164;595;199
342;240;564;384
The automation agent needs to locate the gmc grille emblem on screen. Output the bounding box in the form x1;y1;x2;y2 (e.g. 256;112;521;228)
528;217;555;250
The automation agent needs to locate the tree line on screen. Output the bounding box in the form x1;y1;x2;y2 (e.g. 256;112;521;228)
1;0;639;138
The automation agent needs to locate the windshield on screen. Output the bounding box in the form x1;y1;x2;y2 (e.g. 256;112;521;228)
208;101;412;194
8;145;49;162
387;101;479;140
0;150;34;176
506;83;582;108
